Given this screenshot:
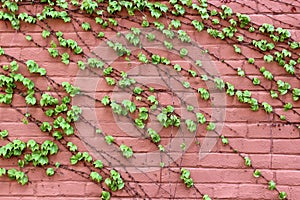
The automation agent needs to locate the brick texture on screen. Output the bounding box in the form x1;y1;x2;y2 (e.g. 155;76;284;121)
0;0;299;200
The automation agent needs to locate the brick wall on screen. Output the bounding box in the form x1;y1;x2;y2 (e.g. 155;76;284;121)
0;0;299;199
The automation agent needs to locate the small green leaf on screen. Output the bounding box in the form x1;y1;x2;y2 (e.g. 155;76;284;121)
268;180;276;190
206;122;216;131
46;168;55;176
105;135;114;145
244;156;252;167
279;191;287;200
90;171;102;183
93;160;103;169
253;169;261;178
26;35;32;41
221;135;228;145
120;144;133;159
0;130;8;139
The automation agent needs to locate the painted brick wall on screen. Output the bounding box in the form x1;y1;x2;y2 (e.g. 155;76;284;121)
0;0;299;199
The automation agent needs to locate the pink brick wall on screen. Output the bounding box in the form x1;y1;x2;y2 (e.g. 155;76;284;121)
0;0;299;199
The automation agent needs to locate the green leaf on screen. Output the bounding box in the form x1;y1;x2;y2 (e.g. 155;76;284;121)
248;58;255;64
283;103;292;111
221;135;228;145
0;168;6;176
46;168;55;176
233;45;241;54
268;180;276;190
26;35;32;41
185;119;197;133
182;81;190;88
237;68;245;76
120;144;133;158
253;169;261;178
0;130;8;139
105;135;114;145
180;168;194;188
40;122;52;132
67;142;77;152
252;77;260;85
196;113;206;124
198;88;210;100
203;194;212;200
263;54;273;63
179;48;188;57
279;192;287;200
93;160;103;169
262;102;273;113
81;22;91;31
101;95;110;106
244;156;252;167
101;191;111;200
105;77;115;86
0;47;5;55
90;171;102;183
135;118;145;129
42;30;50;38
206;122;216;131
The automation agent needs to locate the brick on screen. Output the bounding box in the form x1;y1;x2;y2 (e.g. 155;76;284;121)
85;182;101;197
250;14;274;25
291;186;300;200
271;124;300;139
59;181;86;196
257;0;295;13
213;184;239;199
272;155;300;170
225;108;273;123
273;139;300;154
10;183;34;195
276;170;300;186
238;184;277;199
35;182;60;196
0;182;10;195
219;138;271;153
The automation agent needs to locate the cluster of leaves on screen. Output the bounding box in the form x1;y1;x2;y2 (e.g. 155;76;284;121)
180;168;194;188
157;105;181;128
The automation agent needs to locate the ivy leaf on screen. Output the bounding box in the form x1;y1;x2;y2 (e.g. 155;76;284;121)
42;30;50;38
268;180;276;190
46;168;55;176
90;171;102;183
185;119;197;133
81;22;91;31
101;191;111;200
101;95;110;106
196;113;206;124
253;169;261;178
206;122;216;131
0;168;6;176
105;135;114;145
0;130;8;139
93;160;103;169
67;142;77;152
198;88;210;100
120;144;133;159
244;156;252;167
203;194;212;200
279;192;287;200
262;102;273;113
25;94;36;105
221;135;228;145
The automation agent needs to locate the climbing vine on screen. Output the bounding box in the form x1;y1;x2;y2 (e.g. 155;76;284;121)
0;0;299;199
